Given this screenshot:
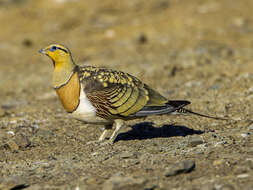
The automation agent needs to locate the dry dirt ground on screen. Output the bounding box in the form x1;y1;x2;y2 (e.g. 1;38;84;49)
0;0;253;189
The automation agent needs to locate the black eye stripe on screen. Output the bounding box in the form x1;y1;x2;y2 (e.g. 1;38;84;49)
57;47;68;53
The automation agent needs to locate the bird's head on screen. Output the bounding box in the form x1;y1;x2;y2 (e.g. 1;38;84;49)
39;44;73;66
40;44;77;87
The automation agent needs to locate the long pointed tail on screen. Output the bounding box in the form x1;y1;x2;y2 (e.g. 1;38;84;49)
177;108;230;121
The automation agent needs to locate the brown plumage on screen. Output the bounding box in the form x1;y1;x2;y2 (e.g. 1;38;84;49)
56;72;80;113
39;44;226;144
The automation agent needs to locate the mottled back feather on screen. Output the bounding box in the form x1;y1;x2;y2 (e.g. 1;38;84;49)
78;66;189;120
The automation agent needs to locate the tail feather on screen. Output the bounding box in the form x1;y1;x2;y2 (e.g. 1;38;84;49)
131;99;229;121
133;100;190;117
177;108;229;120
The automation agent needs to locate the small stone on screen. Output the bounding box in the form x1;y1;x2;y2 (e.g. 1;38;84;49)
248;124;253;130
247;86;253;94
220;184;235;190
185;81;202;87
9;119;17;124
14;133;31;149
22;38;33;47
188;136;204;147
91;152;99;156
86;178;98;185
0;121;8;128
103;175;146;190
137;33;148;44
241;133;249;138
237;173;249;178
7;131;15;136
1;100;28;109
164;160;195;177
119;152;135;159
5;133;31;151
74;185;87;190
6;140;19;151
233;17;246;27
156;0;169;10
213;159;224;166
105;29;115;38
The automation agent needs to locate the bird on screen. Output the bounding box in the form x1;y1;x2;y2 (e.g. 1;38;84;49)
39;44;226;144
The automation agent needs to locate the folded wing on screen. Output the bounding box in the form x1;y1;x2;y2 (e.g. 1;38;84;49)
79;66;190;120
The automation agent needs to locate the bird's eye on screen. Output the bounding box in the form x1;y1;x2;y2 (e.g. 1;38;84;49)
49;46;57;52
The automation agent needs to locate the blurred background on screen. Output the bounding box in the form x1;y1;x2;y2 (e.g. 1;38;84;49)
1;0;253;101
0;0;253;189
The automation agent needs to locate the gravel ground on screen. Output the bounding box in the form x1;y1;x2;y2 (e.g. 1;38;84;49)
0;0;253;189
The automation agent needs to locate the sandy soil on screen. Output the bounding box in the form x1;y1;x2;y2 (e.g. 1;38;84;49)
0;0;253;189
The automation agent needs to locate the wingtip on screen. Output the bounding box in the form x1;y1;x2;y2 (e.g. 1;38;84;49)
166;100;191;107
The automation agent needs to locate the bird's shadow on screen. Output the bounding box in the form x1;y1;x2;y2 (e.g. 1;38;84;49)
115;122;204;142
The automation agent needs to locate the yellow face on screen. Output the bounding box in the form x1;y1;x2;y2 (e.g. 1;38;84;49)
39;44;71;64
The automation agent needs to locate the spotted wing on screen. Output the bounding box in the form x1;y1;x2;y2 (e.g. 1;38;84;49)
78;66;150;120
78;66;190;120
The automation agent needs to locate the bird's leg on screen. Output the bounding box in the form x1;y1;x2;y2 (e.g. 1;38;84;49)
108;119;124;144
98;124;113;141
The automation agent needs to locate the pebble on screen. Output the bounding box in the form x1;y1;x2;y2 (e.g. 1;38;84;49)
241;133;250;138
1;121;8;128
119;152;135;159
14;133;31;149
237;173;249;178
105;29;116;38
137;33;148;44
218;184;235;190
6;140;19;152
91;151;99;156
1;100;28;109
185;81;202;87
188;136;204;147
233;17;246;27
6;133;31;151
9;119;17;124
22;38;33;47
248;124;253;130
103;175;146;190
7;131;15;136
213;159;224;166
247;86;253;94
86;178;98;185
164;160;195;177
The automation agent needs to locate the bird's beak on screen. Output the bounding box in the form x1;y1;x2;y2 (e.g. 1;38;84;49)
39;48;47;55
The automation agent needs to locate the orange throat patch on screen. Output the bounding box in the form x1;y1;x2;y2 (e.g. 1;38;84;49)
56;72;80;113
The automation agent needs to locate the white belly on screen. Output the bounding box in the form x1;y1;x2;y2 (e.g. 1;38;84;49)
72;87;110;125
